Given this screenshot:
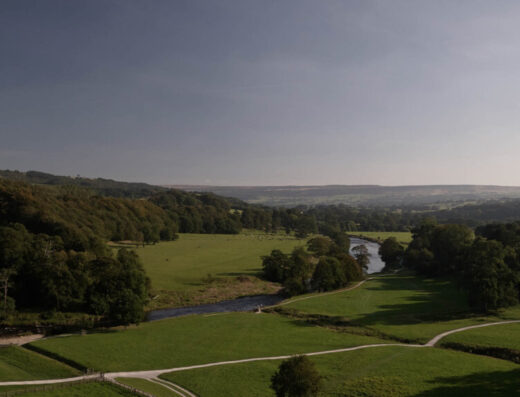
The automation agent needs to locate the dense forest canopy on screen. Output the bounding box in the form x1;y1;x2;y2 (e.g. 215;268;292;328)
0;169;167;198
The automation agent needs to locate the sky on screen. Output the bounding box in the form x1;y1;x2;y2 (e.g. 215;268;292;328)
1;0;520;186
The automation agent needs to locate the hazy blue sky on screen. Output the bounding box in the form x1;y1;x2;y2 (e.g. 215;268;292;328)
2;0;520;186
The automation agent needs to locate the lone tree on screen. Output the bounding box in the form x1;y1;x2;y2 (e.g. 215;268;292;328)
352;244;370;271
271;355;322;397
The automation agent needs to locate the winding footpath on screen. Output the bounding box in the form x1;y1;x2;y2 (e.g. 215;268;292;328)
2;277;520;396
2;320;520;394
101;319;520;380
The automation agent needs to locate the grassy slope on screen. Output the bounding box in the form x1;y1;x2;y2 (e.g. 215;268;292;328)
284;274;520;342
133;232;305;291
0;346;79;381
162;346;520;396
350;231;412;245
116;378;178;397
29;312;387;372
442;322;520;350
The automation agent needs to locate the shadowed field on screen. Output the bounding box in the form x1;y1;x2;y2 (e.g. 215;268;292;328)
0;346;79;382
283;274;520;342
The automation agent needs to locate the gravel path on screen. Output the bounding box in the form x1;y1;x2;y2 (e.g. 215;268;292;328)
0;334;44;346
425;319;520;346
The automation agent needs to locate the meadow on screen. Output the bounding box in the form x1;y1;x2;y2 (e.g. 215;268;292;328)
122;232;306;309
133;232;305;291
349;231;413;245
29;312;387;372
282;274;520;342
161;346;520;396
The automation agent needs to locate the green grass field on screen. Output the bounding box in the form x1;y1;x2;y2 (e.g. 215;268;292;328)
283;274;520;342
132;232;305;291
29;312;387;372
122;232;306;309
350;231;412;245
116;378;178;396
0;346;79;381
0;382;135;396
162;346;520;396
442;322;520;351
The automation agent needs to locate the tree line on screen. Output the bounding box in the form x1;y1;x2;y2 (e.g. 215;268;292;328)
379;219;520;312
305;199;520;233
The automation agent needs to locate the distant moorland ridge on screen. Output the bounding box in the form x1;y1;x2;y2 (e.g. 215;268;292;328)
5;169;520;228
169;184;520;207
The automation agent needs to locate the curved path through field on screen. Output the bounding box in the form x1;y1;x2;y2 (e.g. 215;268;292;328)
103;319;520;380
425;319;520;347
268;279;369;308
1;319;520;388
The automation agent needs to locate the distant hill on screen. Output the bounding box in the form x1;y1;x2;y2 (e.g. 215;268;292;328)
168;184;520;207
0;169;167;198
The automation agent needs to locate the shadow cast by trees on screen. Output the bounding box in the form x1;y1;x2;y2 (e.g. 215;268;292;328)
348;276;478;328
414;369;520;396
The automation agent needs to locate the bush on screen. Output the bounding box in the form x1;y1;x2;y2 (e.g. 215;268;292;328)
271;355;322;397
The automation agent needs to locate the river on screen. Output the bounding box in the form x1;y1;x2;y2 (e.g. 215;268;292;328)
349;237;385;274
147;237;383;321
147;294;282;321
